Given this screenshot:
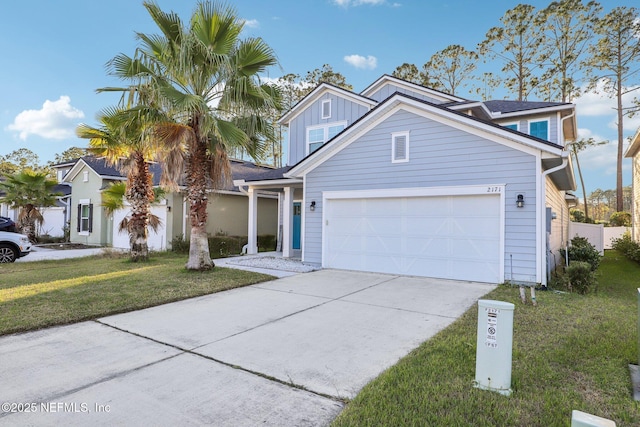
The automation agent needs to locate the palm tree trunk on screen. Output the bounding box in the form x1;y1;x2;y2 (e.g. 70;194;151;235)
185;137;214;270
127;153;152;262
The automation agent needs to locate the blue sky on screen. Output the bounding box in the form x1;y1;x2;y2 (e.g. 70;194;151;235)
0;0;637;202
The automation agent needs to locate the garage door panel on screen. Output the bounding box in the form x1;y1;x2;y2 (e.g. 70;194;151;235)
324;194;501;283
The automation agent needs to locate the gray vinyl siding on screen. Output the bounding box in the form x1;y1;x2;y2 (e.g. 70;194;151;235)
366;83;448;105
494;113;560;144
287;93;370;165
304;108;540;283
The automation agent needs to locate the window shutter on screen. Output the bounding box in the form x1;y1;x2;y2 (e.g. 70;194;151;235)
394;135;407;160
77;204;81;232
88;204;93;233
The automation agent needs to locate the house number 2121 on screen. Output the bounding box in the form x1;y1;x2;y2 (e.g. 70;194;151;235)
486;186;502;193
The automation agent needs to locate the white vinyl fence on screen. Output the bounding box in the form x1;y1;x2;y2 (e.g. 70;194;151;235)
111;201;168;251
568;222;629;255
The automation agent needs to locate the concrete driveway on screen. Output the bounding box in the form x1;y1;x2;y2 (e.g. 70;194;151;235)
0;270;495;426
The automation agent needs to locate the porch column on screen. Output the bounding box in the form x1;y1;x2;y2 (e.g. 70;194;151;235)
247;187;258;255
282;187;293;258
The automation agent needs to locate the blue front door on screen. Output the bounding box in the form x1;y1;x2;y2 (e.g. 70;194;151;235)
293;202;301;250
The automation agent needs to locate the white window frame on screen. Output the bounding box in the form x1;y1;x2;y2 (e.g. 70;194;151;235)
83;170;89;182
321;99;331;119
391;131;410;163
78;198;91;236
528;119;549;140
306;121;347;155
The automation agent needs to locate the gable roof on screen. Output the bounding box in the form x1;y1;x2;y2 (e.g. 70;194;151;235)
360;74;467;103
484;99;571;115
278;82;377;125
62;156;282;192
286;92;571;186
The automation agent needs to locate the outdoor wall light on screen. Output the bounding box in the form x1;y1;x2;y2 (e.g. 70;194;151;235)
310;201;316;211
516;194;524;208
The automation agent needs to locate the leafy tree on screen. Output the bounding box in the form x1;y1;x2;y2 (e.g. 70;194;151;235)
421;44;478;96
110;1;281;270
392;63;422;84
536;0;602;102
0;148;43;175
77;103;163;262
0;171;60;241
304;64;353;91
586;6;640;212
479;4;545;101
52;147;88;164
609;211;631;227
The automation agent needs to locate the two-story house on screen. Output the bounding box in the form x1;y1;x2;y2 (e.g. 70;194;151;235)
235;75;577;286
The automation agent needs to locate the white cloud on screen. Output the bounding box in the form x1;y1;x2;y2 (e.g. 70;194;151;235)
6;96;84;141
333;0;385;7
242;19;259;29
344;54;378;70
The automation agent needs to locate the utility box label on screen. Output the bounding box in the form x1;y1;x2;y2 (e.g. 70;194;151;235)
485;307;499;348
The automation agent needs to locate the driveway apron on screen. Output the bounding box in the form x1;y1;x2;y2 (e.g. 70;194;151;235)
0;269;495;426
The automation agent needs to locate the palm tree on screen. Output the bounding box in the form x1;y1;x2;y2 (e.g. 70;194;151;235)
77;106;162;262
0;171;61;242
108;1;280;270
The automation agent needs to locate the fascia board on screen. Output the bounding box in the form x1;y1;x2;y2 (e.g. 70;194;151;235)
278;85;377;125
625;128;640;158
490;104;574;119
63;159;91;183
360;75;466;103
288;95;564;178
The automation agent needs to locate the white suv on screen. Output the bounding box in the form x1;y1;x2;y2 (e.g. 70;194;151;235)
0;231;32;263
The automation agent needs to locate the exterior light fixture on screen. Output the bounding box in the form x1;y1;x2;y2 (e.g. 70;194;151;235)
516;194;524;208
310;201;316;211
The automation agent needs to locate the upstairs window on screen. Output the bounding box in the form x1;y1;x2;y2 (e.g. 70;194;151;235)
83;170;89;182
321;99;331;119
529;120;549;140
306;121;347;154
504;123;518;131
392;131;410;163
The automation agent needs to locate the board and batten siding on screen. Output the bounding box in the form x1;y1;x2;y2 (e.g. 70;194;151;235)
366;83;447;105
304;108;539;283
545;176;570;269
287;93;370;165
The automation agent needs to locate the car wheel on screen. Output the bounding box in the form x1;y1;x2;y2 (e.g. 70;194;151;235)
0;244;17;263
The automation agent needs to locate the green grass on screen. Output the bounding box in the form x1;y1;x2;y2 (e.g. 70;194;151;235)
332;251;640;427
0;251;274;336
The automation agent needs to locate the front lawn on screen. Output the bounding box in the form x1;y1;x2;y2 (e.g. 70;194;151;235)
332;250;640;427
0;252;274;336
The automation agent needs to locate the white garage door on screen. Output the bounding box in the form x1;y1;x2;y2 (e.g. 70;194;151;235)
323;194;501;283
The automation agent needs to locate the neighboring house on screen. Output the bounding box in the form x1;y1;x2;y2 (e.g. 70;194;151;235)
235;75;578;286
61;156;278;250
625;128;640;242
0;175;71;239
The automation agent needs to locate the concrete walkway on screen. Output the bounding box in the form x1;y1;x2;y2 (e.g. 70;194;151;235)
0;269;495;426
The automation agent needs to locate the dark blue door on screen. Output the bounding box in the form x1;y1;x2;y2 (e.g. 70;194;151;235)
293;202;301;250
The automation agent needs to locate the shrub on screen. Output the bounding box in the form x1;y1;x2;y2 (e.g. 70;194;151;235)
258;234;277;251
561;236;601;271
170;234;190;253
564;261;597;294
611;232;640;263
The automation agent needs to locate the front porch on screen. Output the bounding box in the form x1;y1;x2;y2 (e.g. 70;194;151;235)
234;177;304;259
